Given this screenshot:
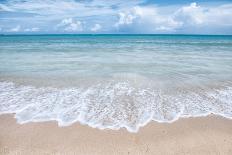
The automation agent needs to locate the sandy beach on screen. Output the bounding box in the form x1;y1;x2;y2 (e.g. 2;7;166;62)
1;0;232;154
0;114;231;155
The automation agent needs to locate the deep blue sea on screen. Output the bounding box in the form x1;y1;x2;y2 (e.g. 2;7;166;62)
0;34;232;132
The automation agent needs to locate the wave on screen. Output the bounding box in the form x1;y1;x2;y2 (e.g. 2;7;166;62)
0;81;232;132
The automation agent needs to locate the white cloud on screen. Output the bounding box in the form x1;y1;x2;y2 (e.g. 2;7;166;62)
174;3;232;27
0;0;232;34
114;2;232;33
1;0;141;19
91;24;102;32
57;18;83;32
174;2;206;25
8;25;21;32
24;27;40;32
115;12;137;27
115;6;182;32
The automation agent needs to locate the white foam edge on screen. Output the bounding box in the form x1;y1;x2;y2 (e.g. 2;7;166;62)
1;110;231;133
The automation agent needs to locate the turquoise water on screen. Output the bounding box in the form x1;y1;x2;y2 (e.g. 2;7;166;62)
0;35;232;132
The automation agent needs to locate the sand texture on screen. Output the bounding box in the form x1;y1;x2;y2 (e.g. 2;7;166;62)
0;114;232;155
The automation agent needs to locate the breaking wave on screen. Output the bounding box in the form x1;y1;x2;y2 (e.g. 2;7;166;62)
0;81;232;132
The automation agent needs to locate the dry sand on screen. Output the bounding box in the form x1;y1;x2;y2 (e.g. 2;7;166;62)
0;114;232;155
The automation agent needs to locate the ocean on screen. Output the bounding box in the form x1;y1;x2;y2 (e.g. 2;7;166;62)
0;34;232;132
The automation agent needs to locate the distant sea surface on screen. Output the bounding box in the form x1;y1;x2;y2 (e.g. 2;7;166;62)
0;34;232;132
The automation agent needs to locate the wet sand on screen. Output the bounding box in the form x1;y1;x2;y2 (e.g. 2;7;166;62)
0;114;232;155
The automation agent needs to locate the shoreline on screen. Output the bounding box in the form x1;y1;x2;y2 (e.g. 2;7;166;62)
0;114;232;155
3;112;232;133
1;80;232;133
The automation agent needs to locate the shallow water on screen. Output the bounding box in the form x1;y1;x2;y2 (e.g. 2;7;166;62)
0;34;232;132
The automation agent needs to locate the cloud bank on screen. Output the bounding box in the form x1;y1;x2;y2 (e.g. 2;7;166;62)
0;0;231;34
57;18;83;32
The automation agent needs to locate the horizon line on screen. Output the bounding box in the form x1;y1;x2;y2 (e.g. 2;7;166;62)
1;33;232;36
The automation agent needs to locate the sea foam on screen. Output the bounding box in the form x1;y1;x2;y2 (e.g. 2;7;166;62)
0;81;232;132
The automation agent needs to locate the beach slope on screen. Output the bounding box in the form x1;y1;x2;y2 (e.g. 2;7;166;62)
0;115;232;155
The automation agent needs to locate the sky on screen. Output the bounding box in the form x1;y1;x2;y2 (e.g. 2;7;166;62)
0;0;232;34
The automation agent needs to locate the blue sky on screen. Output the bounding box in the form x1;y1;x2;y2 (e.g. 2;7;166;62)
0;0;232;34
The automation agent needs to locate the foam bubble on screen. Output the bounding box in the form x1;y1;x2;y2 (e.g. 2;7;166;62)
0;81;232;132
